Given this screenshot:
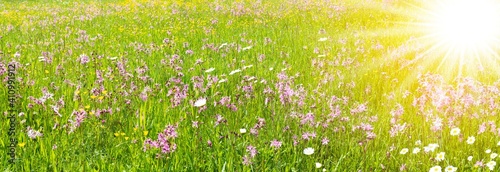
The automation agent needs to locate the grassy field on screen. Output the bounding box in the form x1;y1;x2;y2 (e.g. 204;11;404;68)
2;0;500;171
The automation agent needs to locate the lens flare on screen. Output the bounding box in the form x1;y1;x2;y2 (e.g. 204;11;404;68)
430;0;500;50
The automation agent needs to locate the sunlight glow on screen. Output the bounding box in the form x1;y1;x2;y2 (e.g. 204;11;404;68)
430;0;500;50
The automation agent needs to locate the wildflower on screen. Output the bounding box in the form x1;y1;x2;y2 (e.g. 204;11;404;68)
491;153;498;159
487;161;496;170
18;142;26;147
400;148;409;155
270;139;282;149
242;155;252;165
415;140;422;145
321;137;330;145
205;68;215;73
425;143;439;152
194;98;206;107
450;127;460;136
468;156;473;161
242;46;253;51
429;165;442;172
303;147;314;155
229;69;241;75
247;145;257;157
436;152;445;161
315;162;322;168
27;126;43;139
413;147;421;154
467;136;475;144
475;160;484;167
486;149;492;154
240;128;247;134
444;166;457;172
319;37;328;42
77;54;90;64
192;121;199;128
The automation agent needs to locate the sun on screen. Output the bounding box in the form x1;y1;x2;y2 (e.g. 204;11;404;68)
430;0;500;50
400;0;500;77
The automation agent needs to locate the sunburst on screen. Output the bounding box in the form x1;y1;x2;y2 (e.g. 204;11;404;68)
409;0;500;76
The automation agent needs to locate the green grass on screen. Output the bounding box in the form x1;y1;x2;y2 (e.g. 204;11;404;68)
1;0;500;171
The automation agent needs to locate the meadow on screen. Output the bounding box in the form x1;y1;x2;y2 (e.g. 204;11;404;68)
1;0;500;171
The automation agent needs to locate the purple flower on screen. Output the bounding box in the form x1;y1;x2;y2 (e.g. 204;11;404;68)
77;54;90;65
270;139;282;149
321;137;330;145
246;145;257;158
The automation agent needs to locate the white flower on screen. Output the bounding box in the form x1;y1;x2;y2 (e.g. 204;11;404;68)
466;136;475;144
450;127;460;136
413;147;421;154
318;37;328;42
229;69;241;75
400;148;409;155
194;98;206;107
487;161;496;170
491;153;498;159
219;43;228;49
242;46;253;51
218;79;227;83
322;168;326;172
205;68;215;73
497;141;500;146
436;152;445;161
239;128;247;134
303;147;314;155
425;143;439;152
429;165;442;172
424;146;432;152
415;140;422;145
315;162;322;168
444;166;457;172
243;65;253;69
486;149;492;154
468;156;473;161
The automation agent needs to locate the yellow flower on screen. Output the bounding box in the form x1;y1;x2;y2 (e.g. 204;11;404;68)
120;132;125;136
102;90;108;94
133;127;138;131
143;131;149;136
98;96;104;100
45;70;49;74
89;111;95;115
125;137;129;140
85;105;90;109
90;95;97;99
75;90;80;95
114;133;120;137
18;142;26;147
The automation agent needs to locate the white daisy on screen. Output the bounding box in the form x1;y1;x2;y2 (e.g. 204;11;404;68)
436;152;445;161
466;136;475;144
400;148;409;155
205;68;215;73
450;127;460;136
444;165;457;172
194;98;206;107
429;165;442;172
413;147;421;154
303;147;314;155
